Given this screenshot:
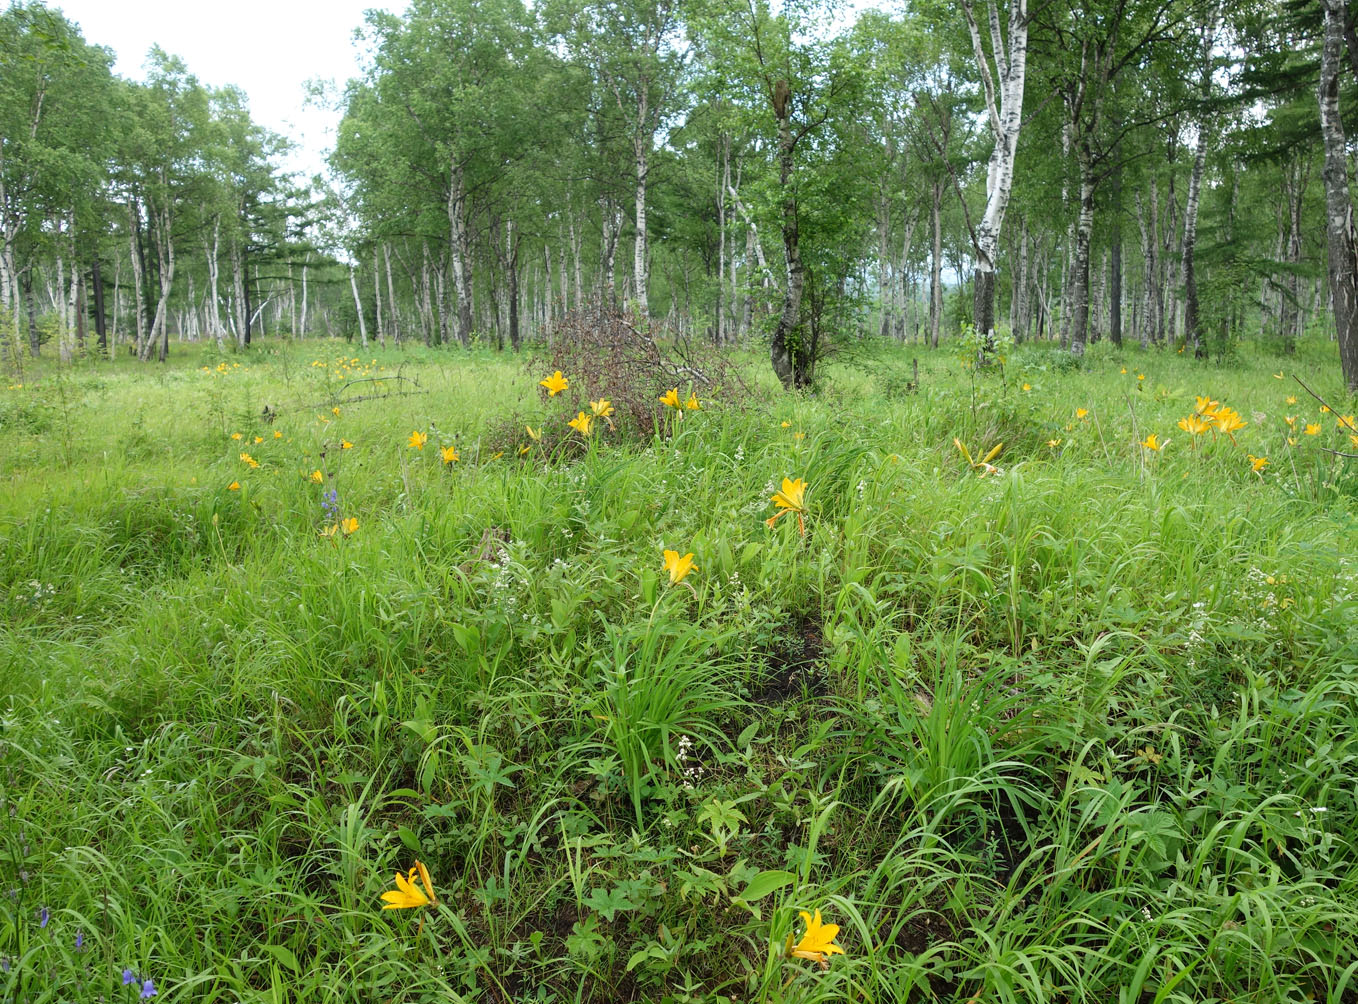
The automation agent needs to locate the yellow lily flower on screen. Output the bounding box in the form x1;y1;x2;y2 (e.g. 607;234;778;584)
590;399;614;418
1286;395;1298;405
1274;371;1284;379
1248;455;1269;473
1194;396;1220;418
440;445;459;464
1214;406;1246;441
1076;408;1088;420
228;481;240;491
240;453;259;469
310;470;324;484
341;517;359;535
1284;415;1297;428
341;440;353;450
662;549;698;584
320;524;339;538
568;411;593;437
1305;423;1321;436
540;371;569;396
685;393;701;410
274;430;283;439
1141;434;1165;452
1338;414;1356;431
1046;438;1061;448
1022;383;1031;391
408;430;428;450
659;388;682;410
767;477;807;536
1178;414;1210;436
231;432;242;440
785;910;845;968
380;861;437;910
526;425;541;441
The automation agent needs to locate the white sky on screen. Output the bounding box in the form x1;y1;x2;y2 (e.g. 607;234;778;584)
51;0;405;182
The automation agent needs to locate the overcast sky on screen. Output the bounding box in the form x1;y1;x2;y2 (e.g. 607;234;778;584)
52;0;405;181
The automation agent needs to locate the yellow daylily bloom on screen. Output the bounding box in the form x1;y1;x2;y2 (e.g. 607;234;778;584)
408;430;428;450
1305;423;1321;436
1338;414;1356;431
1274;371;1284;379
1349;433;1358;447
780;420;791;428
662;549;698;584
767;477;808;536
253;436;263;444
341;517;359;535
240;453;259;469
685;393;701;410
1286;396;1298;405
540;371;569;396
1137;373;1145;382
341;440;353;450
274;430;283;439
1047;438;1062;448
380;861;437;910
1214;406;1246;440
228;481;240;491
1178;414;1210;436
526;425;541;441
1284;415;1297;428
320;524;339;538
310;470;324;484
1288;436;1299;447
590;399;614;418
440;445;459;464
332;406;341;416
568;411;593;437
955;438;1002;476
231;432;242;440
785;910;845;968
1248;455;1269;473
659;388;682;409
1021;383;1031;391
1194;396;1220;418
1076;408;1089;420
1120;368;1127;375
1141;434;1165;452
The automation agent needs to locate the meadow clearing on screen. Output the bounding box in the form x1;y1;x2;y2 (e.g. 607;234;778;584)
2;336;1357;1003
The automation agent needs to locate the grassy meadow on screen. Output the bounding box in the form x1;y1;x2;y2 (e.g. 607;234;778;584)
2;335;1358;1003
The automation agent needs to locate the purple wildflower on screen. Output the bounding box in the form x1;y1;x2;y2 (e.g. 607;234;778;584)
38;906;48;928
1;956;10;973
75;929;83;950
123;968;135;985
140;977;157;998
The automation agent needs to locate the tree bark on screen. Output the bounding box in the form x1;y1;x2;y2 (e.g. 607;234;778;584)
1320;0;1358;390
930;179;943;349
447;158;474;346
349;265;368;348
769;80;810;388
961;0;1029;352
1069;143;1095;355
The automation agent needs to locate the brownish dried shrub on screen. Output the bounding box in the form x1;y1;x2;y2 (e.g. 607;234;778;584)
488;304;750;457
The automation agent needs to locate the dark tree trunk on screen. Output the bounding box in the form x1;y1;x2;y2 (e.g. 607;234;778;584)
23;270;38;357
91;257;107;349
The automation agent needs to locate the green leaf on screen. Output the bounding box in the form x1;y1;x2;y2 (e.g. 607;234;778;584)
260;943;300;975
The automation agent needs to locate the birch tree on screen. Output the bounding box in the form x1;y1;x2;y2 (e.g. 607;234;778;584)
960;0;1030;351
1318;0;1358;390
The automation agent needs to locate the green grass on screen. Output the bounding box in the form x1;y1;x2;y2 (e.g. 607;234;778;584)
2;335;1357;1003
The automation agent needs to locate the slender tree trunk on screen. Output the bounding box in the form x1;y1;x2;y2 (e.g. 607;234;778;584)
300;257;309;339
1110;157;1123;347
930;179;943;349
129;200;148;355
91;256;107;350
447;159;474;346
349;265;368;348
634;132;649;320
1320;0;1358;390
961;0;1029;352
769;80;809;388
1070;144;1095;355
384;242;400;344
